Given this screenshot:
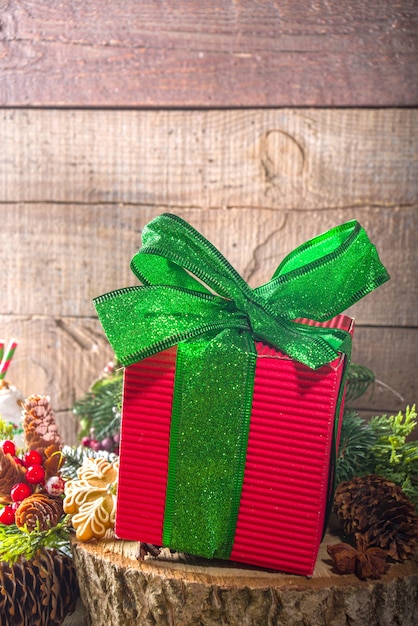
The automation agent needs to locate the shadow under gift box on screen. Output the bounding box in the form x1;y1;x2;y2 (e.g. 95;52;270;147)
115;314;353;576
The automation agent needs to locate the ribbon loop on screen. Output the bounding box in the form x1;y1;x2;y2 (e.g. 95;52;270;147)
95;214;389;370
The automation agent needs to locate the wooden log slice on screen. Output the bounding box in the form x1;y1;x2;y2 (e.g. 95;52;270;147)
71;520;418;626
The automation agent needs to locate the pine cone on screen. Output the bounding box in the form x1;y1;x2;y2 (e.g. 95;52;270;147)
15;493;63;532
0;448;26;499
0;549;79;626
22;395;63;478
334;474;418;561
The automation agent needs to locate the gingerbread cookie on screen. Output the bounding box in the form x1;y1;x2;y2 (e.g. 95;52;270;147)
63;457;118;541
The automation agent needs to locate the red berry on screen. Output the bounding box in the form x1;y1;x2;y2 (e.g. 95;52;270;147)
89;439;101;451
0;505;15;525
25;464;46;485
23;450;43;467
2;440;16;456
10;482;32;502
81;436;91;447
101;437;114;452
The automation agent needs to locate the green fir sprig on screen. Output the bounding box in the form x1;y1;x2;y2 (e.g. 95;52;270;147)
336;410;376;484
364;405;418;505
345;363;375;403
61;445;118;480
0;515;72;566
72;367;123;441
336;405;418;507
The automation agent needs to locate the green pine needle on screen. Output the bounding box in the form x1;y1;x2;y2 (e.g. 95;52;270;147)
72;369;123;440
61;445;118;480
336;405;418;508
0;515;72;566
345;363;375;403
336;410;377;484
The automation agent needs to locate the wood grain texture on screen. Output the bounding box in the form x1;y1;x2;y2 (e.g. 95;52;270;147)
70;528;418;626
2;108;416;210
0;108;416;441
0;0;417;107
0;202;415;326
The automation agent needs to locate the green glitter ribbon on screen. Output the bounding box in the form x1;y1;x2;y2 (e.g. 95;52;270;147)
94;214;389;558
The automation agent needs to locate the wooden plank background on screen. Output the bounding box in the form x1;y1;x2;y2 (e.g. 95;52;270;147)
1;108;416;443
1;0;417;107
0;1;417;444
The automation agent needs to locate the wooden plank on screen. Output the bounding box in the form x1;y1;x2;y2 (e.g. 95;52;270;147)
1;315;415;445
350;327;418;414
0;1;417;107
0;315;113;445
0;202;415;326
1;109;416;210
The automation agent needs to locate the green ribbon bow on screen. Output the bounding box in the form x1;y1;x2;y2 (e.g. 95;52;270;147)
94;213;389;558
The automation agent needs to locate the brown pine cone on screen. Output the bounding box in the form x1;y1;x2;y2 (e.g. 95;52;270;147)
15;493;63;532
334;474;418;561
0;549;79;626
22;395;63;478
0;448;26;499
22;395;63;452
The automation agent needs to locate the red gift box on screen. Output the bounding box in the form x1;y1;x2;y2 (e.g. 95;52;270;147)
115;314;353;576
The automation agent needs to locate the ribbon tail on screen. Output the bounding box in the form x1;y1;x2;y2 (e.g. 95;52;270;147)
163;329;257;559
93;285;248;366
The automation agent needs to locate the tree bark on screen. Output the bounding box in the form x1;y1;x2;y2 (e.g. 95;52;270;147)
71;520;418;626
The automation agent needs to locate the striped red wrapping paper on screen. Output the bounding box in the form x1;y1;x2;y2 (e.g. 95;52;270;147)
115;314;354;575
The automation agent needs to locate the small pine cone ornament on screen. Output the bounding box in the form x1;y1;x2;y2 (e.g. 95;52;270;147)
0;448;26;499
14;493;63;532
0;549;79;626
22;395;63;478
334;474;418;561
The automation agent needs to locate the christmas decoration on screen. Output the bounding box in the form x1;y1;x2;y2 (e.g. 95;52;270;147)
63;456;118;541
327;541;390;580
336;405;418;506
0;340;25;448
0;390;79;624
15;493;63;532
0;447;26;498
21;395;63;479
94;214;388;574
60;444;118;481
328;474;418;580
72;360;122;454
334;474;418;561
0;548;78;626
335;410;377;484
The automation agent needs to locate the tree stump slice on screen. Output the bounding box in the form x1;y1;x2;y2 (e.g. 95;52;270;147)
71;520;418;626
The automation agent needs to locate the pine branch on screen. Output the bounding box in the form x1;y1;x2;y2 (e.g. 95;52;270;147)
337;406;418;508
61;445;118;480
0;515;72;565
336;411;376;484
345;363;375;403
72;371;123;440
